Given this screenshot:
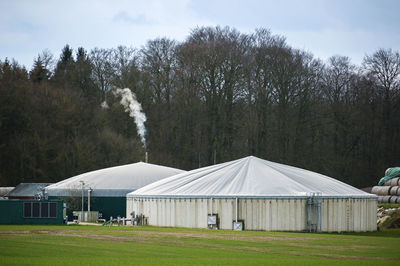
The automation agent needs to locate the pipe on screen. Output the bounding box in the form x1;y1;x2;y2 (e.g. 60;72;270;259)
210;197;213;214
80;181;84;221
306;196;312;232
145;152;148;163
313;192;322;232
88;188;92;212
235;198;238;222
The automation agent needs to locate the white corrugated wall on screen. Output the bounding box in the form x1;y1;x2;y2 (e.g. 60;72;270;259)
126;197;377;232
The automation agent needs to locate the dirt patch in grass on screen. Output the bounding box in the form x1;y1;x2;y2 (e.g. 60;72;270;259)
0;230;149;243
286;242;381;251
0;229;359;243
288;251;396;261
131;230;358;242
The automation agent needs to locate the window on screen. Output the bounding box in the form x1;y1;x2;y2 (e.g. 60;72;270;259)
49;203;57;218
24;203;31;218
32;203;40;217
23;202;57;218
41;202;49;217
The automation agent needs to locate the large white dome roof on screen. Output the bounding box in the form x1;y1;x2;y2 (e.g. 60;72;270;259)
128;156;373;198
46;162;185;197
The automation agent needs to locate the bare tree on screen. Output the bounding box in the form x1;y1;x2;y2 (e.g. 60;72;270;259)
363;49;400;164
321;55;358;179
141;38;176;105
90;48;113;101
110;46;139;90
323;56;356;104
363;48;400;98
185;26;248;163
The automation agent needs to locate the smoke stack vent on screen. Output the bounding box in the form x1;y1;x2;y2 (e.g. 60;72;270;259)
145;152;148;163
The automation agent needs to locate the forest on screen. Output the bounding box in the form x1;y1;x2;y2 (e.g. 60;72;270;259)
1;26;399;188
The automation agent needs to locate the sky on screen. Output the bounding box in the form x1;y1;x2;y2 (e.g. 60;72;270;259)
1;0;399;70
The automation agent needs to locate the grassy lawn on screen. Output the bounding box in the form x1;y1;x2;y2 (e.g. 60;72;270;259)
1;225;399;265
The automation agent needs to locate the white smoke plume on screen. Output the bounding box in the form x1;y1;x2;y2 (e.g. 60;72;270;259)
113;88;147;147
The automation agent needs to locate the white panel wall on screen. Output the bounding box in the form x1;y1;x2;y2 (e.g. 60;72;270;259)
319;198;377;232
126;197;377;232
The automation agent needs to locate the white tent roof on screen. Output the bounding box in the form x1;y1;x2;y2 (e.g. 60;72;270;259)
128;156;375;198
46;162;185;197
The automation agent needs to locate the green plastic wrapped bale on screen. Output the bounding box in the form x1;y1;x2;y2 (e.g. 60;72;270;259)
379;167;400;186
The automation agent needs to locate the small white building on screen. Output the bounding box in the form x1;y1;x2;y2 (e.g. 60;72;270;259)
127;156;377;232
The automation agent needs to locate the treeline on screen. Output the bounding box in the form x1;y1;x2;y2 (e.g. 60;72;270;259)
1;26;399;188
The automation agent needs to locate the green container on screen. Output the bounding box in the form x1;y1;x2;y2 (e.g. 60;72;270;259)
0;199;65;224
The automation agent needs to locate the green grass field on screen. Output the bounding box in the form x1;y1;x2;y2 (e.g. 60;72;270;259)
1;225;400;265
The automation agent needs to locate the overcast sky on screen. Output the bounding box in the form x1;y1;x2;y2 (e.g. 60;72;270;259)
1;0;399;69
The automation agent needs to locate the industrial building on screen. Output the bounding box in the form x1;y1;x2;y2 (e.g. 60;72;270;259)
127;156;377;232
0;183;64;225
6;183;53;200
0;187;14;199
46;162;185;219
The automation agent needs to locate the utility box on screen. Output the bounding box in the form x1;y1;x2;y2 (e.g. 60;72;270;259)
72;211;99;222
233;220;244;231
207;214;218;229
